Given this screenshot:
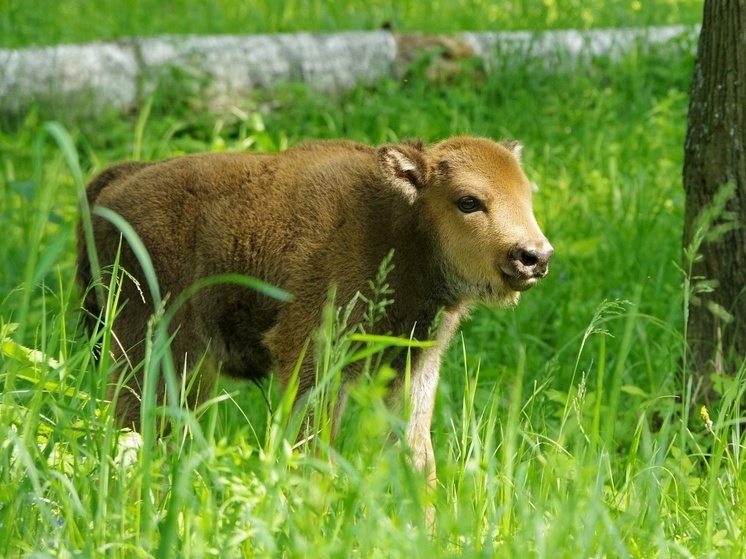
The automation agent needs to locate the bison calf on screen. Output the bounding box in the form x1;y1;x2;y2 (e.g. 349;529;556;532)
77;136;552;484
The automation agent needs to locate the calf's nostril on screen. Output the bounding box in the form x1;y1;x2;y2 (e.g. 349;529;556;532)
508;245;552;277
519;250;539;267
509;247;540;268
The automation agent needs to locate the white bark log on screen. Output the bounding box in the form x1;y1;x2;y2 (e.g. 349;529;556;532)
0;26;698;117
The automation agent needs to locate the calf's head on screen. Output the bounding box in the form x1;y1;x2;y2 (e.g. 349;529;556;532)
378;136;553;306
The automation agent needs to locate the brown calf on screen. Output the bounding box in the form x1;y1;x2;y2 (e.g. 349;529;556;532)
77;136;552;486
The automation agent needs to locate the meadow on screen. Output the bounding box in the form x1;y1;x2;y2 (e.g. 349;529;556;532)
1;0;703;49
3;1;746;557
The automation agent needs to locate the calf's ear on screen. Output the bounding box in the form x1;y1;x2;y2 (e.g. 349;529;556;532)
501;140;523;162
378;144;429;203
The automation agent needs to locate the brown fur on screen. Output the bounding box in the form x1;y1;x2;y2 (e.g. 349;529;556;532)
77;136;552;487
394;33;480;84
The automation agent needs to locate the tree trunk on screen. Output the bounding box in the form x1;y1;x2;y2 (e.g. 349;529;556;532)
682;0;746;401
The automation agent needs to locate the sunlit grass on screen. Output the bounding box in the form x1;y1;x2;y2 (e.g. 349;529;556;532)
0;0;703;49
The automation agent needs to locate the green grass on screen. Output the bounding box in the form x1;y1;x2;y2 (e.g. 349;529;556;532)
2;12;746;559
1;0;703;49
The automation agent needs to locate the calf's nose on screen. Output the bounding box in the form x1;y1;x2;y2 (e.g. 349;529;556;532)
508;242;553;278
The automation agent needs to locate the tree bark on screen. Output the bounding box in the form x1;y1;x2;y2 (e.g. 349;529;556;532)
683;0;746;401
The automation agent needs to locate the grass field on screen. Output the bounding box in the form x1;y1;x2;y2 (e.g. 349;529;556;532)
4;2;746;558
1;0;703;49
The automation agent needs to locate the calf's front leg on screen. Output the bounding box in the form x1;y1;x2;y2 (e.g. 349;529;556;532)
404;347;442;486
388;346;443;528
384;344;443;517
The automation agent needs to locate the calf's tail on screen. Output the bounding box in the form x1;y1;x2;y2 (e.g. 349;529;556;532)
76;162;150;331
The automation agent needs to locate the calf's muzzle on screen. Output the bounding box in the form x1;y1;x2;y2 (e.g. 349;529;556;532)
501;240;554;291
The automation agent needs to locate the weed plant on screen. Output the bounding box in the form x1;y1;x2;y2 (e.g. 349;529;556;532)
2;33;745;559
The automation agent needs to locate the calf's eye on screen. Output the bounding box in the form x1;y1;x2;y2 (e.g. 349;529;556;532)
457;196;482;213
